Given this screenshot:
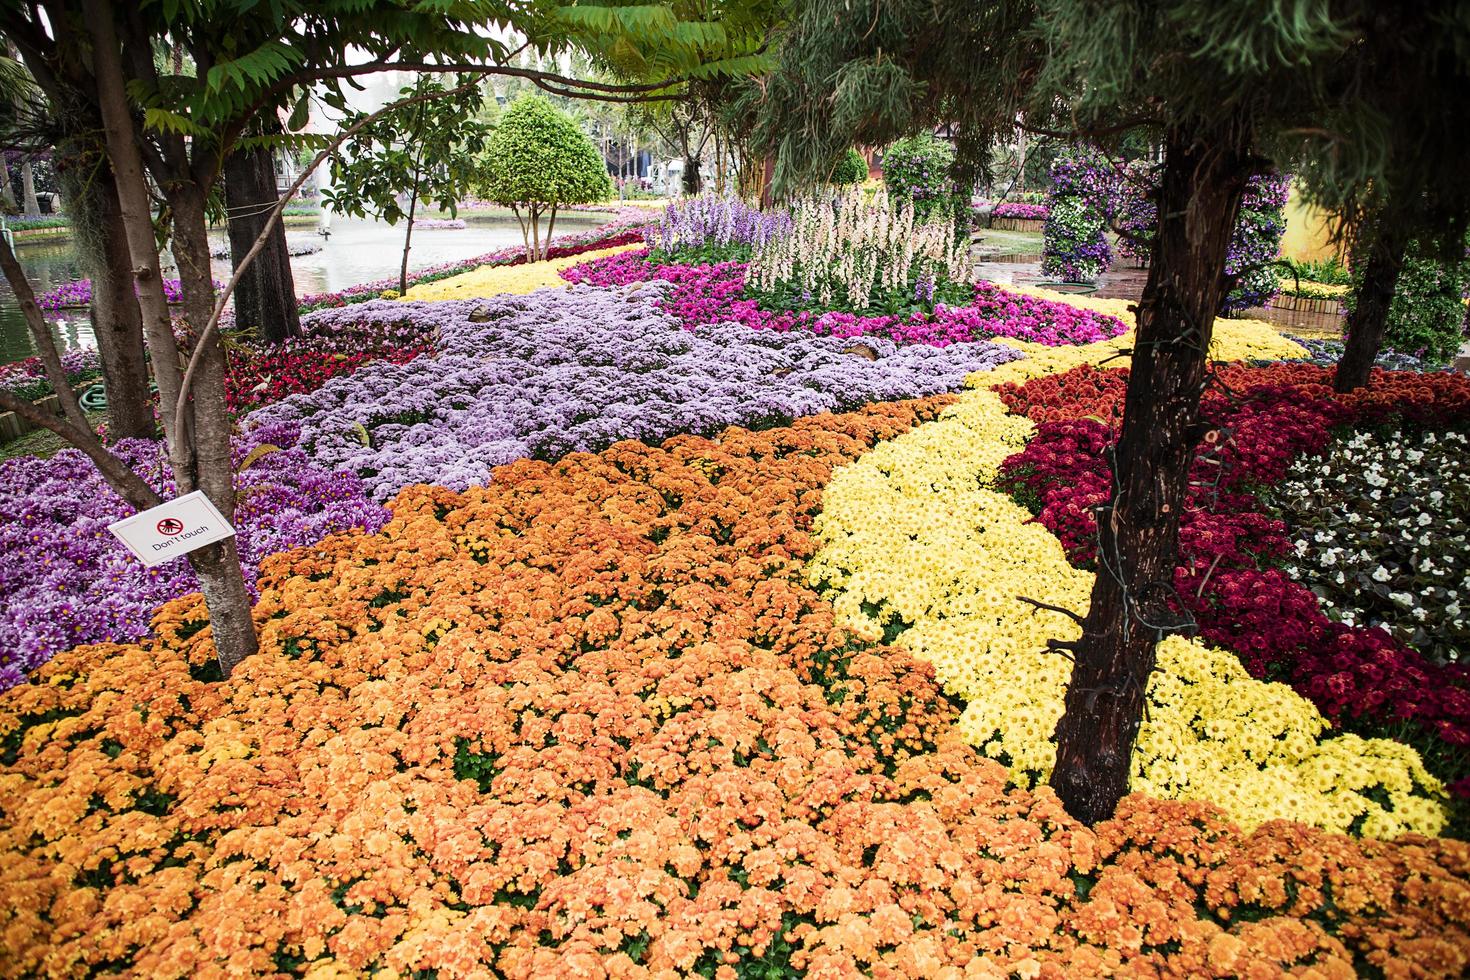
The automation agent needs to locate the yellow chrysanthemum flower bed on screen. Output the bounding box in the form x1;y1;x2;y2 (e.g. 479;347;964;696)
810;380;1446;838
399;243;643;301
983;286;1309;386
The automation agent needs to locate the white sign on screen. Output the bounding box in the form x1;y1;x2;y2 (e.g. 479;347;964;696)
108;490;236;568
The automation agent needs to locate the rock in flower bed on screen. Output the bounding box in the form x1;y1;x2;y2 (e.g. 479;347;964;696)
0;439;386;690
3;401;1468;977
995;361;1470;808
246;286;1025;501
562;248;1128;346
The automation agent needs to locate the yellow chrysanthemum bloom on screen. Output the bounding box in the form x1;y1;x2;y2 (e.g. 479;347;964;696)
980;285;1308;388
399;243;643;301
811;383;1446;837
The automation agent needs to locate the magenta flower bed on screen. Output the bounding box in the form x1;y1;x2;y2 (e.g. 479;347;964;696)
36;278;193;311
992;202;1049;220
562;249;1126;347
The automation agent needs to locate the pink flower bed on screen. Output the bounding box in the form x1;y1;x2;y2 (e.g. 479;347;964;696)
562;249;1126;347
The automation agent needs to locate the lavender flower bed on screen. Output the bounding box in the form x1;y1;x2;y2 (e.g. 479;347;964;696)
0;442;386;690
247;286;1024;500
645;195;792;258
410;218;467;230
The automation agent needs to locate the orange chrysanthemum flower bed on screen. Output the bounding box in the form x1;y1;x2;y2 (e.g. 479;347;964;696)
3;400;1469;979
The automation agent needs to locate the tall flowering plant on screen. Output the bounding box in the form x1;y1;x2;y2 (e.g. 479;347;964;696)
1040;146;1115;283
644;195;792;263
748;188;972;315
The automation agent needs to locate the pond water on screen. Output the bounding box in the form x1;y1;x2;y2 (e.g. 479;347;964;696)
0;213;608;366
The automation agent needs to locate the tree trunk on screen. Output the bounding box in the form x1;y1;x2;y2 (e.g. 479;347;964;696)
682;153;701;196
399;177;420;294
224;140;301;342
530;203;541;261
0;156;16;212
1049;122;1252;826
543;203;558;258
86;0;258;676
88;167;154;437
171;180;260;676
1335;226;1407;393
19;157;39;216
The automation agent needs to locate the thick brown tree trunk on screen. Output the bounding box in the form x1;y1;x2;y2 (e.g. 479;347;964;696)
86;0;259;676
87;167;154;437
1335;227;1407;393
682;153;701;195
1049;123;1252;826
224;141;300;342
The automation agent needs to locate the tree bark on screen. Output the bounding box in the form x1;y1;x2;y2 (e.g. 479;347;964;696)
19;157;39;215
682;153;701;196
1335;225;1407;393
1049;122;1252;826
0;156;16;211
399;175;420;294
87;166;154;437
224;139;301;342
86;0;258;677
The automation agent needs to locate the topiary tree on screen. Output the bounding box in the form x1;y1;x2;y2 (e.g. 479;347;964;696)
830;147;867;184
881;133;960;223
1041;145;1114;283
477;94;613;260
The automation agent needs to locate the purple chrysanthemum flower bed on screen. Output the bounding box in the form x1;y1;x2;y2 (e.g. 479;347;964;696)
246;285;1024;501
0;441;386;690
562;250;1127;347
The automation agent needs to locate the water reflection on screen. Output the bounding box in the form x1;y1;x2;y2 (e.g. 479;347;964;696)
1;214;608;366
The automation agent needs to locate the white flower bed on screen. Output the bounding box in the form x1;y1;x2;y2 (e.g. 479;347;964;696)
1274;428;1469;662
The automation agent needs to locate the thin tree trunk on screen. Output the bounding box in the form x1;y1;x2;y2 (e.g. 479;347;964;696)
19;157;39;216
530;203;541;261
224;139;301;342
1336;225;1407;393
1049;122;1252;826
513;203;530;257
0;155;16;211
543;203;558;258
399;178;419;294
86;0;258;677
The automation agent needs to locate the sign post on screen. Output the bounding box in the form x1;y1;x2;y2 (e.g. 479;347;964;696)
108;490;236;568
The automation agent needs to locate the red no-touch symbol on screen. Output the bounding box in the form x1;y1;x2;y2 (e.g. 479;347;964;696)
156;517;185;536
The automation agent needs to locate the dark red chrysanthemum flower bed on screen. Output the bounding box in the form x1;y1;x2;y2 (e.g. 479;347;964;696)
995;363;1470;802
